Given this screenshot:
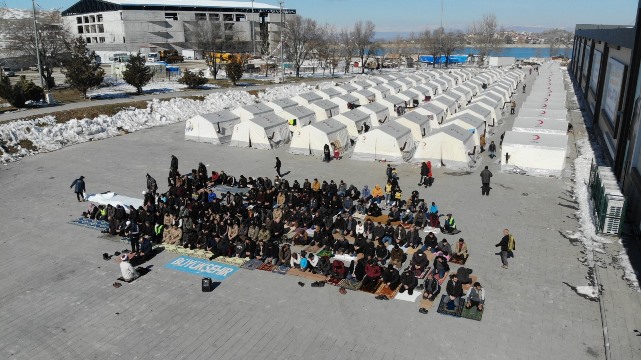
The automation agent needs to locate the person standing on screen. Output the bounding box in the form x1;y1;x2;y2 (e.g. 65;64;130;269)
323;144;331;162
510;100;516;115
488;141;497;159
419;161;429;186
170;155;178;172
70;176;86;202
480;166;493;196
480;133;486;153
274;157;282;177
146;173;158;195
522;84;526;93
495;229;515;269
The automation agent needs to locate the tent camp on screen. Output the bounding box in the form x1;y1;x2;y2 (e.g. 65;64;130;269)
379;94;407;116
427;80;443;94
229;113;291;149
338;83;359;93
360;102;390;126
231;103;274;122
332;109;372;138
370;85;391;99
512;117;568;135
414;102;447;124
291;92;323;106
289;119;350;156
396;77;416;88
353;89;377;104
445;113;486;147
518;108;567;120
184;110;240;144
431;78;449;92
305;99;341;121
459;82;479;96
500;131;568;177
265;98;298;113
397;90;421;106
451;86;472;102
314;87;342;99
332;94;362;111
432;95;458;116
351;122;416;163
277;105;317;130
411;124;478;170
473;97;503;121
521;101;567;111
461;104;496;126
395;111;431;141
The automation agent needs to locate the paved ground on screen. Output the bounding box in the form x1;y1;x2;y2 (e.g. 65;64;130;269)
0;67;634;360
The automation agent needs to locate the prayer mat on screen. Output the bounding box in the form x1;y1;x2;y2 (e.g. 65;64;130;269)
414;268;429;280
216;257;249;267
287;268;306;277
69;218;109;231
394;289;421;302
316;249;334;258
326;277;343;286
241;259;263;270
436;295;464;317
365;215;389;224
257;263;275;272
359;280;381;294
461;305;484;321
419;296;436;309
305;245;321;254
435;272;449;285
271;265;290;275
462;275;478;291
375;283;399;299
338;278;362;291
449;257;468;266
422;226;441;234
406;247;419;255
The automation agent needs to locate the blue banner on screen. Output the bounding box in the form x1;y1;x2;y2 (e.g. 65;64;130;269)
165;256;239;281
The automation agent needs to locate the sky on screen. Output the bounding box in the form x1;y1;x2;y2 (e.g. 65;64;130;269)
9;0;639;33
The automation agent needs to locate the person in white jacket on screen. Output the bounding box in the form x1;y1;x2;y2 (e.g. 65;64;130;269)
119;254;139;282
465;282;485;311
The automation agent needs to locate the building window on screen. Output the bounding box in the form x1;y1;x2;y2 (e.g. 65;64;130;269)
235;14;246;22
90;25;96;33
209;13;219;21
89;15;95;22
76;17;82;24
224;23;234;31
92;37;98;43
195;13;207;21
97;24;104;33
99;37;105;43
97;14;103;22
223;14;233;21
165;12;178;20
83;16;89;23
84;25;90;33
77;26;83;34
123;36;126;43
86;37;91;43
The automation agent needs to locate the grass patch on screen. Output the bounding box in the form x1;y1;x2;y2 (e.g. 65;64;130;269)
19;139;37;151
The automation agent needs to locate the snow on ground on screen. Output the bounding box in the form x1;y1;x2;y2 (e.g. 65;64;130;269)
87;77;219;99
257;81;337;102
0;90;255;163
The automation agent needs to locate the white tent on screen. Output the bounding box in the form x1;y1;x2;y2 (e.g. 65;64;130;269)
431;78;449;92
353;89;377;105
386;80;407;92
351;122;416;163
459;82;479;96
397;90;421;106
277;105;317;129
229;113;291;149
427;80;443;95
439;75;457;88
521;101;567;111
332;94;362;111
487;85;511;103
500;131;568;177
414;102;447;124
473;97;503;121
370;85;391;99
184;110;241;144
432;95;457;116
314;87;342;99
305;99;340;121
289;119;351;156
379;94;407;116
412;124;478;170
396;77;416;88
483;91;507;106
332;109;372;138
512;117;568;135
445;73;463;85
338;83;359;93
265;98;298;113
395;111;431;141
445;113;486;147
441;92;465;109
291;91;323;106
450;86;472;103
354;80;374;89
231;103;274;122
525;94;567;104
407;74;424;84
518;108;567;120
360;102;390;126
462;104;496;126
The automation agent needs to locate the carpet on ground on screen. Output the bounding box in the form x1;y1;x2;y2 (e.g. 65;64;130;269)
257;262;275;271
359;280;381;294
164;256;239;281
271;265;290;275
375;283;399;299
461;304;484;321
241;259;263;270
69;218;109;231
436;295;464;317
338;278;362;291
326;277;343;286
419;296;436;309
394;289;421;302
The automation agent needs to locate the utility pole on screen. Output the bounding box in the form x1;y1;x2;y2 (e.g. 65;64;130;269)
32;0;46;95
439;0;443;68
280;0;285;82
251;0;255;55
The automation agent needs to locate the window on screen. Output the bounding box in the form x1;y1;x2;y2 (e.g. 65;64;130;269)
76;17;82;24
123;36;126;43
90;25;96;33
209;13;219;21
223;14;233;21
77;26;84;34
235;14;246;22
165;12;178;20
97;14;103;22
86;37;91;43
84;25;90;33
83;16;89;23
195;13;207;21
99;37;105;43
89;15;95;22
97;24;104;33
224;23;234;31
92;37;98;43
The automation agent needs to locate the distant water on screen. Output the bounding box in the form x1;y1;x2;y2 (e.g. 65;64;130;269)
376;47;573;59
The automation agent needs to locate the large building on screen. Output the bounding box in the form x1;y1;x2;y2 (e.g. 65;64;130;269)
61;0;295;54
571;0;641;231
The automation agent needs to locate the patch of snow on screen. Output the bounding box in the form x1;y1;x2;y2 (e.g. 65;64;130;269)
87;78;219;99
576;285;599;299
614;246;640;291
258;84;316;101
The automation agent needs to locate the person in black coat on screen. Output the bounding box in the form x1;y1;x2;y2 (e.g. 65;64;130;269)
398;269;419;295
70;176;86;202
381;264;401;290
146;173;158;195
446;274;464;305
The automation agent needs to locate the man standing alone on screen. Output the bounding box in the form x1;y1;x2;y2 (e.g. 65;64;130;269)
70;176;86;202
274;157;282;177
480;166;493;196
495;229;515;269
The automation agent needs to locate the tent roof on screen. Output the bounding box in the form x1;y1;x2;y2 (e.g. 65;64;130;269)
239;102;274;115
419;102;446;114
317;88;342;97
437;124;475;143
361;102;388;113
249;113;288;129
341;109;370;121
450;113;485;128
433;95;456;106
296;92;323;102
376;122;412;140
355;89;375;98
311;99;340;110
269;98;298;109
398;111;429;125
310;118;347;135
335;94;359;103
373;85;391;93
475;97;500;107
466;104;492;117
284;105;315;118
503;131;568;150
400;90;420;98
382;95;405;105
339;83;358;92
354;81;373;89
513;117;568;131
196;110;239;123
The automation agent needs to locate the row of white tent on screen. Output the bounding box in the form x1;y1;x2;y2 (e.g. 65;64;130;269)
500;62;570;177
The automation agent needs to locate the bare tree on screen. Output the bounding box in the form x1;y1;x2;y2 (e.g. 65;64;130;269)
316;24;339;77
6;10;69;89
192;21;228;80
441;31;465;67
468;13;502;66
339;28;356;74
352;20;376;74
284;15;319;78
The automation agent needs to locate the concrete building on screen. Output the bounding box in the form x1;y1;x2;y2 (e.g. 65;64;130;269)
61;0;295;54
571;0;641;230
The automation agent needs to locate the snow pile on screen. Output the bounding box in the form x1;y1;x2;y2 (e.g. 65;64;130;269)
614;245;640;291
87;78;219;99
257;81;337;102
0;90;256;163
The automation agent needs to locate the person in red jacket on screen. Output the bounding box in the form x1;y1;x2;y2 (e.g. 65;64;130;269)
362;259;382;289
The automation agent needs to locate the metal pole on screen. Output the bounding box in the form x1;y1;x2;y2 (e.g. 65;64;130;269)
32;0;46;93
280;1;285;82
439;0;443;68
251;0;256;55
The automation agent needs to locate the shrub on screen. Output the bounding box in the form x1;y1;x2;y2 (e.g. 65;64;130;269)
178;70;208;89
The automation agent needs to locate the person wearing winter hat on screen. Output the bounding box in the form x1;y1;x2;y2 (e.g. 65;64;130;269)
119;254;139;282
70;176;86;202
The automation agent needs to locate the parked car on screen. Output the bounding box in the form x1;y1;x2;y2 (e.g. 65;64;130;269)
2;67;15;76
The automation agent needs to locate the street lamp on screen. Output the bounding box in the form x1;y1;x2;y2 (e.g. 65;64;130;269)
279;0;285;82
32;0;46;98
251;0;256;55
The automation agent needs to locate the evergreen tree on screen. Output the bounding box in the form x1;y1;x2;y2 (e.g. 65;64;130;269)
0;75;44;108
178;69;208;89
226;56;244;86
122;53;153;94
62;37;105;99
